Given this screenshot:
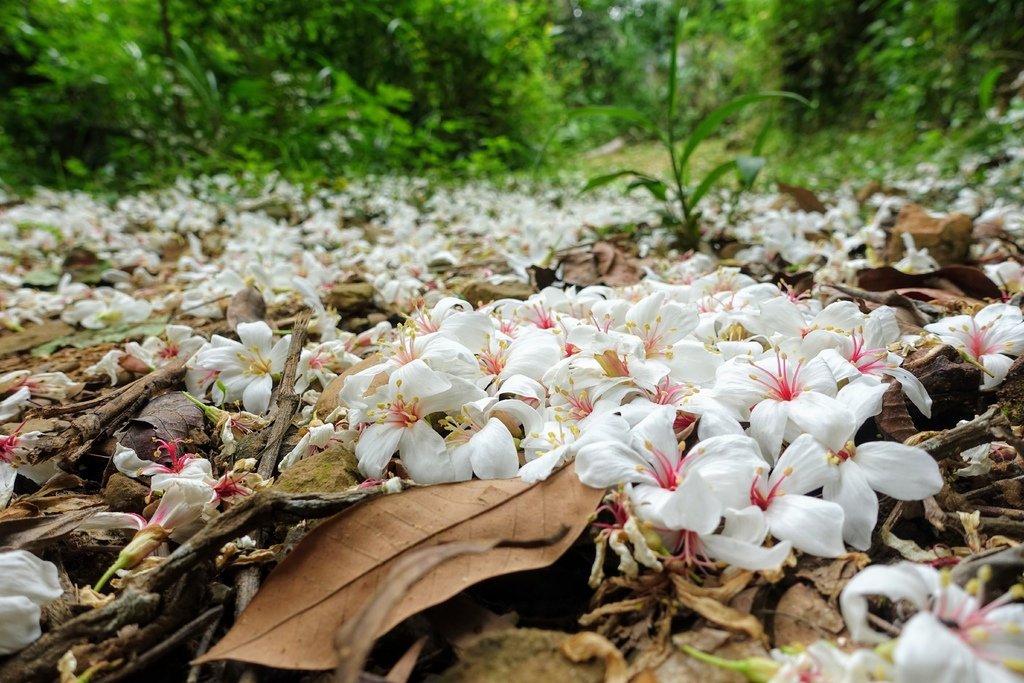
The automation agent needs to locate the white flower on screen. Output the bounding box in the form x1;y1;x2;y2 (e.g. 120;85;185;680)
715;351;849;461
188;321;291;414
61;289;153;329
841;562;1024;683
354;360;485;484
925;303;1024;390
0;550;63;655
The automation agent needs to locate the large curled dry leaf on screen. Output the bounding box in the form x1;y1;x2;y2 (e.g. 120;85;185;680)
198;463;604;670
117;391;205;459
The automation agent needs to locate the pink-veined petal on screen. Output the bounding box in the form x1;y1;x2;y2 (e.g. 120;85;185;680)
893;612;979;683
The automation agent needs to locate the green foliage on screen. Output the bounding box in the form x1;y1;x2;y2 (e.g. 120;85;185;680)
0;0;560;187
576;9;808;251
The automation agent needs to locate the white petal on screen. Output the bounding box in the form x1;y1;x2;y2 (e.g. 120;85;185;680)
885;366;933;418
0;595;42;655
894;612;978;683
242;373;273;415
773;434;837;495
466;418;520;479
836;378;887;426
854;442;943;500
824;461;878;550
576;440;655;488
401;422;469;484
789;392;854;452
749;398;790;462
765;495;846;557
655;472;722;534
355;423;404;478
236;321;273;351
840;563;934;644
981;353;1014;390
0;550;63;604
701;532;792;570
0;465;16;510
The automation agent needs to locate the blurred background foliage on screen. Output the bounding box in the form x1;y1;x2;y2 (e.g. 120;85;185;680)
0;0;1022;189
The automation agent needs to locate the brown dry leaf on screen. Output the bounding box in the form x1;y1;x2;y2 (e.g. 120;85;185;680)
314;354;384;416
876;381;917;442
334;538;506;683
0;320;75;358
794;554;869;599
226;286;267;329
560;632;629;683
858;266;1001;301
0;506;104;552
385;636;429;683
772;583;844;647
197;463;604;670
672;576;765;642
117;391;205;458
560;242;642;287
776;182;827;213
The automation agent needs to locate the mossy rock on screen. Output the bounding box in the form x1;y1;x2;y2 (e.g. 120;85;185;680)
438;629;605;683
274;443;361;493
459;280;536;307
324;282;376;313
102;473;149;512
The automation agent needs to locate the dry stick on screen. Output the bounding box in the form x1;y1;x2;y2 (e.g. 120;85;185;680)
103;606;224;683
0;487;391;683
29;358;188;465
233;310;311;630
917;405;1010;461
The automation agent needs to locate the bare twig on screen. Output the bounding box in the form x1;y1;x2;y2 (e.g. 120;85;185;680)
917;406;1010;461
29;358;188;466
0;487;392;683
233;311;311;623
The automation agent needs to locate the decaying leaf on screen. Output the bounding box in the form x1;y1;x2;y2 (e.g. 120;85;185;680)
771;582;844;647
559;241;643;287
857;265;1002;301
335;538;506;683
117;391;205;458
876;381;918;442
226;286;267;330
198;463;604;670
0;506;105;552
560;632;629;683
776;182;827;213
672;575;765;642
32;320;166;357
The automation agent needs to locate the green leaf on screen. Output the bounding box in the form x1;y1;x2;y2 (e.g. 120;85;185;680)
666;7;688;130
581;169;659;194
627;178;669;201
979;66;1004;112
679;92;810;173
736;156;766;189
565;106;663;139
689;159;738;208
22;268;62;287
32;320;166;357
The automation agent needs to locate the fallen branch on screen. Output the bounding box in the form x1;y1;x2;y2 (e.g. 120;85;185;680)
917;405;1010;462
28;358;188;466
0;486;392;682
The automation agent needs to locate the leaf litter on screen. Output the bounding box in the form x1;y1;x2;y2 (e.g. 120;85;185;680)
0;163;1024;681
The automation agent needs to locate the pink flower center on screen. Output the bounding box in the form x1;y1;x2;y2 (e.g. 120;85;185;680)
749;471;787;511
749;354;804;402
850;333;887;374
385;396;421;427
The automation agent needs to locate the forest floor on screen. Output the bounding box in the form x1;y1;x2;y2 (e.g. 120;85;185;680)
2;142;1024;682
